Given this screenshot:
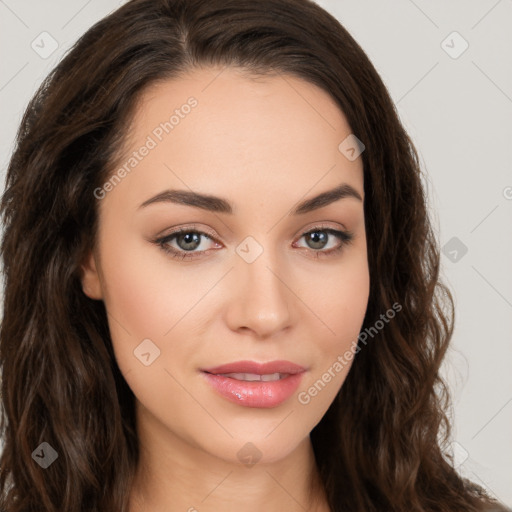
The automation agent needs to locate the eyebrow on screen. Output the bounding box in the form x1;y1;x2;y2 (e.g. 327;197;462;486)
138;182;363;215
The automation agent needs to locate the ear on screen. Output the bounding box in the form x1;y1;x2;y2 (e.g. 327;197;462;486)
80;250;104;300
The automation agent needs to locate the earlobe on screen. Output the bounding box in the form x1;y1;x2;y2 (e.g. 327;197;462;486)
80;250;103;300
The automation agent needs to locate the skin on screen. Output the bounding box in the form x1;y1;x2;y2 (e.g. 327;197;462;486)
81;66;370;512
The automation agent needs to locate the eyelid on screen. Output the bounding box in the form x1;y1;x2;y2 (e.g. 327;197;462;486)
298;221;348;235
156;223;218;240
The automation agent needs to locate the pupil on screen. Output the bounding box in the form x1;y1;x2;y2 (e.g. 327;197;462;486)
308;231;327;249
179;232;200;250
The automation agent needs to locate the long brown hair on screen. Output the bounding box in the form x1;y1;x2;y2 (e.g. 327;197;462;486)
0;0;507;510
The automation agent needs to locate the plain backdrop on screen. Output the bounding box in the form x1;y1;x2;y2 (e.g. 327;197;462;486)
0;0;511;506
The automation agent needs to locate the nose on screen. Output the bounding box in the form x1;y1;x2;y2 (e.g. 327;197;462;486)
224;249;294;338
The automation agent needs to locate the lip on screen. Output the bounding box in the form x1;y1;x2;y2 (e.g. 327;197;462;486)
202;360;306;375
201;360;306;408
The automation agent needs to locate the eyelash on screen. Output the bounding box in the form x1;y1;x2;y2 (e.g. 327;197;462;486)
153;224;354;261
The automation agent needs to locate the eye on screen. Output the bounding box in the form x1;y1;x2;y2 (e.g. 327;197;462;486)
153;226;221;261
152;224;354;261
294;225;354;258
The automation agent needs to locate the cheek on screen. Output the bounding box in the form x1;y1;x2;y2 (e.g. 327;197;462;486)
296;249;369;410
97;235;192;370
307;245;370;353
329;267;369;349
97;238;207;425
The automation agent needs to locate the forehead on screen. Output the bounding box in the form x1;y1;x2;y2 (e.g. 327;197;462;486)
132;65;352;148
104;66;364;213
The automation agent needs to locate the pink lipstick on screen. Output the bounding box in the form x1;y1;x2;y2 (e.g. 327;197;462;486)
201;360;306;408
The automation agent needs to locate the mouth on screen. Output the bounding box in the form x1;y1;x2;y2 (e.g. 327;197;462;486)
212;372;289;382
200;360;306;408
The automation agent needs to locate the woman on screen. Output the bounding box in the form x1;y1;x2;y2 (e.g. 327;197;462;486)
0;0;508;511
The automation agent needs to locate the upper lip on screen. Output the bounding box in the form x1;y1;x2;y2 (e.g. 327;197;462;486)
202;360;306;375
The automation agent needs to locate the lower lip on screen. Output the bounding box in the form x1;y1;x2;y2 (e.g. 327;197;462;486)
201;371;304;408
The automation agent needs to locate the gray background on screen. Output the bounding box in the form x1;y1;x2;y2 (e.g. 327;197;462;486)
0;0;511;505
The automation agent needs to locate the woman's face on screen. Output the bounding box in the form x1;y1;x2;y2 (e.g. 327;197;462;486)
81;66;369;465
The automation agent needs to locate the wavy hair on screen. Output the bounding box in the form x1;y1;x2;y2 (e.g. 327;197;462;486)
0;0;508;510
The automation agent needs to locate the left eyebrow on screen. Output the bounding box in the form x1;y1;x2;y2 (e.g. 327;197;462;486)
291;183;363;215
137;182;363;215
